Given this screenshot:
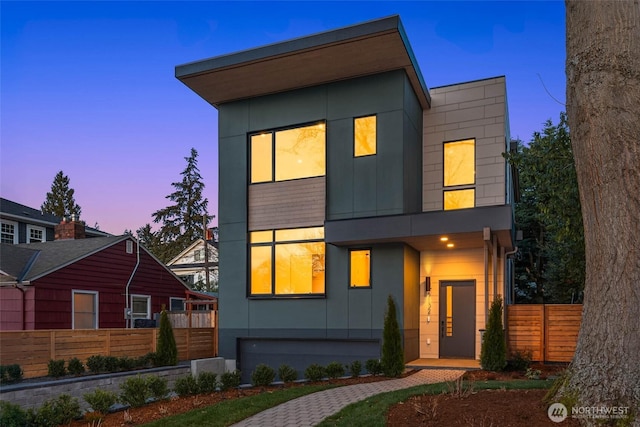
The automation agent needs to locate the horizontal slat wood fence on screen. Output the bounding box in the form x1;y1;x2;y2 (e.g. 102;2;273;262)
0;327;216;379
506;304;582;362
167;311;216;328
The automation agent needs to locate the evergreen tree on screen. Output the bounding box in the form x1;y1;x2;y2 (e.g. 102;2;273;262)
381;295;404;377
480;296;506;371
41;171;82;219
152;148;212;262
156;308;178;366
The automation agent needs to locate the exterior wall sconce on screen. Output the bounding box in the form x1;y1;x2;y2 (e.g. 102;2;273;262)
425;277;431;293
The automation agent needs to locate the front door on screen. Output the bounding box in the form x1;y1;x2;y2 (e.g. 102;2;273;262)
439;280;475;358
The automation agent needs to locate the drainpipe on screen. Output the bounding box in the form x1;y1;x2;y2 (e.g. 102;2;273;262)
13;284;26;330
504;246;519;306
125;237;140;328
483;227;491;324
492;234;498;302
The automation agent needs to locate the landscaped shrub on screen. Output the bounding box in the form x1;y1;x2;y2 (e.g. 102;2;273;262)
506;349;532;371
138;352;157;368
83;389;118;414
325;362;345;379
381;295;404;377
104;356;120;372
365;359;383;376
0;401;27;427
29;394;81;427
47;359;66;378
251;364;276;387
0;364;23;384
173;375;200;397
349;360;362;378
67;357;85;376
119;375;151;408
118;356;137;371
86;355;106;373
197;372;218;393
156;308;178;367
278;364;297;383
480;296;507;371
219;370;241;391
147;375;169;400
304;364;325;382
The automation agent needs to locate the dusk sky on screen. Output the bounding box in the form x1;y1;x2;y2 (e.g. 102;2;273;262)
1;1;566;235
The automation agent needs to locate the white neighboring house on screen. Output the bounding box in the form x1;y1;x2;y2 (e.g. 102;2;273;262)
167;239;219;293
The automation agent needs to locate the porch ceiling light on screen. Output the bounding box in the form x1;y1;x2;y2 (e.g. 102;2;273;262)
446;243;454;248
440;237;449;242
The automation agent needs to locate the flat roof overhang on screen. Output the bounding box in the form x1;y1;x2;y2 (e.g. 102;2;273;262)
175;15;430;109
325;205;515;251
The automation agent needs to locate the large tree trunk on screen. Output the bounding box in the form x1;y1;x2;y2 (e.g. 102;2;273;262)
562;0;640;424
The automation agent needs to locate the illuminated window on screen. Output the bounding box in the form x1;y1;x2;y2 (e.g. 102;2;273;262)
249;227;325;296
73;290;98;329
350;249;371;288
250;122;326;183
444;139;475;210
354;116;376;157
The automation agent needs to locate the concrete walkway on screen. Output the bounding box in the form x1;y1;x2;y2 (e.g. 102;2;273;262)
231;369;464;427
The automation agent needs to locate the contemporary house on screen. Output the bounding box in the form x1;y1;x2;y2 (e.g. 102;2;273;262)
176;15;516;377
0;233;192;330
167;237;219;292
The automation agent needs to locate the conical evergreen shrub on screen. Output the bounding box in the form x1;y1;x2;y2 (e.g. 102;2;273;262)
156;308;178;366
381;295;404;377
480;296;507;371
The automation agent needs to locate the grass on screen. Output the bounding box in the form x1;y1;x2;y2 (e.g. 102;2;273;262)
142;383;338;427
317;379;554;427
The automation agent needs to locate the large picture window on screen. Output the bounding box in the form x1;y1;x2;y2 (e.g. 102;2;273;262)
72;290;98;329
250;122;326;183
250;227;325;296
444;138;475;210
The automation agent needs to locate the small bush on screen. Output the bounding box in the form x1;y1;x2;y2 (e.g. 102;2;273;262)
349;360;362;378
83;389;118;414
31;394;81;426
86;355;106;373
197;372;218;393
67;357;85;376
0;364;23;385
506;349;532;371
147;375;169;400
325;362;345;379
480;296;507;371
251;364;275;387
304;364;325;382
365;359;383;376
119;375;150;408
526;367;542;380
173;375;200;397
47;359;66;378
278;364;297;383
138;352;156;368
156;309;178;366
118;356;137;371
381;295;404;377
0;401;27;427
104;356;120;372
219;370;241;391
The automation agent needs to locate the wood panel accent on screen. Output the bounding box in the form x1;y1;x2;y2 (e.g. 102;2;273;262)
0;326;217;379
506;304;582;363
248;177;325;231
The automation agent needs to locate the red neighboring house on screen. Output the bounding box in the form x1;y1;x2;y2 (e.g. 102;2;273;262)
0;220;191;330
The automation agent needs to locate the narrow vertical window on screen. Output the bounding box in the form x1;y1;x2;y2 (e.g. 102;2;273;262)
354;115;376;157
350;249;371;287
444;138;475;210
251;133;273;183
73;291;98;329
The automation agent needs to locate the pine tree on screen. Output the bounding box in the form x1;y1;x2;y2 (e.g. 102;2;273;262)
41;171;82;219
152;148;212;262
480;296;506;371
381;295;404;377
156;308;178;366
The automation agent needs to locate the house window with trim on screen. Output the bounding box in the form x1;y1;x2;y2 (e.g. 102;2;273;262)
250;122;326;183
131;295;151;319
354;115;376;157
250;227;325;296
1;220;18;244
350;249;371;287
170;297;185;311
72;290;98;329
27;225;46;243
444;138;475;210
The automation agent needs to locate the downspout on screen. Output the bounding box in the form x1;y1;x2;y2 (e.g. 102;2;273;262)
492;234;498;301
13;284;26;330
484;241;489;324
125;237;140;328
504;247;519;306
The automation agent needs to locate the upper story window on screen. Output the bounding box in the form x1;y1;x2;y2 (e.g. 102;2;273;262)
354;115;376;157
1;220;18;244
444;139;475;210
250;122;326;183
350;249;371;288
27;225;45;243
250;226;325;297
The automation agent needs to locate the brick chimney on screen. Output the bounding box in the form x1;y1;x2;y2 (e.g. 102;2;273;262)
54;215;86;240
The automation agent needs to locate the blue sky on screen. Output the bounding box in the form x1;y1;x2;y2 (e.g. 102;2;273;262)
1;1;566;234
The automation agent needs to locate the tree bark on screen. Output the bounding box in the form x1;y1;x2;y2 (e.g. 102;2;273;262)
563;0;640;423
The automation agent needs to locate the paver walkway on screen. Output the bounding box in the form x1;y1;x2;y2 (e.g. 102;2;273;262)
231;369;464;427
